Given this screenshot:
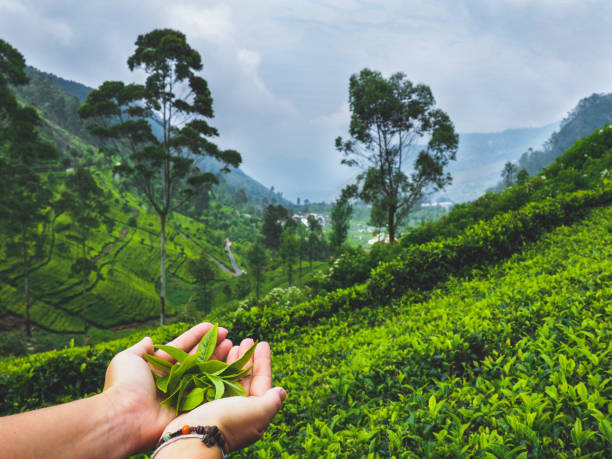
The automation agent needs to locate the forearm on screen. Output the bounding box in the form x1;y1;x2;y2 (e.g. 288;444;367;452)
155;438;223;459
0;391;136;459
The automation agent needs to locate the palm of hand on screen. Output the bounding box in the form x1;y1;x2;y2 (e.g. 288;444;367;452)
164;339;285;452
103;323;232;451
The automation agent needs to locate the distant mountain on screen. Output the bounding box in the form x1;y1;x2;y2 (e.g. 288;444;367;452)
442;123;559;202
517;93;612;175
17;67;288;207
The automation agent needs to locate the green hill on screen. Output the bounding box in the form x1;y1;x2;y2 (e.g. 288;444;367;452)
1;66;307;346
1;121;611;456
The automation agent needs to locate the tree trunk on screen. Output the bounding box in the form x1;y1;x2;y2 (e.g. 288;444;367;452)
159;213;167;325
388;206;396;244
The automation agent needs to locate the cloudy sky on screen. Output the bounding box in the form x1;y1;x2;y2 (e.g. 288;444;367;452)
2;0;612;201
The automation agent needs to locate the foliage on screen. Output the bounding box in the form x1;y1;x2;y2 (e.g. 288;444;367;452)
79;28;241;325
501;161;519;188
4;205;611;456
187;253;217;312
280;229;300;285
261;204;288;250
518;93;612;175
328;185;356;254
336;68;458;243
403;122;612;247
56;168;110;332
1;43;58;337
246;240;268;299
146;325;253;413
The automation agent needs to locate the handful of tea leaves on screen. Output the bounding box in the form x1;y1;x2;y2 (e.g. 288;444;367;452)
144;325;255;413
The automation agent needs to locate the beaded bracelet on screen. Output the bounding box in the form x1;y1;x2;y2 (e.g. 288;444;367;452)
151;425;229;458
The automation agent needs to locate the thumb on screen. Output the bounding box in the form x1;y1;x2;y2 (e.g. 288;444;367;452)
258;387;287;419
126;336;153;357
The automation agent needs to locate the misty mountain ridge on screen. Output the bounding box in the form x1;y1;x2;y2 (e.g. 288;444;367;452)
20;66;288;207
19;66;611;206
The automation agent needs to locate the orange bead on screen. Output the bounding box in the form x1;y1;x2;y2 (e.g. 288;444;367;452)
182;425;190;435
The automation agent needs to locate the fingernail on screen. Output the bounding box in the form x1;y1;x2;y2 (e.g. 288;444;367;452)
277;387;287;402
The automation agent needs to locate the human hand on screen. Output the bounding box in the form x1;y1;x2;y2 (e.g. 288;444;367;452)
102;323;233;454
160;339;286;453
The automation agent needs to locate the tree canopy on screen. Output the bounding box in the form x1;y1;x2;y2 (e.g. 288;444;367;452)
79;29;240;324
336;69;458;243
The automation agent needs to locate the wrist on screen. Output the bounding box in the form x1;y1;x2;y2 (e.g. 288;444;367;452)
154;437;223;459
100;387;148;456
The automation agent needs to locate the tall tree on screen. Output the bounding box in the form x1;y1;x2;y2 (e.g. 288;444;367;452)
261;204;288;250
1;41;57;338
246;239;268;299
280;228;299;285
336;69;458;243
329;185;356;254
187;253;217;312
306;215;322;270
56;168;110;334
501;161;519;188
79;29;241;324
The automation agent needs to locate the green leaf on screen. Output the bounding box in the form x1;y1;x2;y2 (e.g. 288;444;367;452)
196;324;218;361
180;387;205;411
160;382;182;407
154;344;189;363
176;376;194;415
224;343;256;374
194;376;213;389
198;360;228;375
223;379;247;397
143;353;173;372
167;354;198;394
599;419;612;444
428;395;437;417
206;374;225;400
156;375;169;393
222;365;253;381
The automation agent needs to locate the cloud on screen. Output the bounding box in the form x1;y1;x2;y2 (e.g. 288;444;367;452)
3;0;612;200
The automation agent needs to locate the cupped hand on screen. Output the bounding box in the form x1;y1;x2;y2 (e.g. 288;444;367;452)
162;340;286;453
102;323;233;453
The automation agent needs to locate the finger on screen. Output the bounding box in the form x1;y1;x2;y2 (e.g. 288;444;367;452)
126;336;154;357
237;338;255;394
227;345;240;364
211;338;233;361
249;342;273;397
257;387;287;420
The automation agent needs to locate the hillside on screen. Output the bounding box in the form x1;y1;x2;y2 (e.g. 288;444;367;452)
1;66;305;346
445;123;558;202
2;121;611;456
13;67;290;208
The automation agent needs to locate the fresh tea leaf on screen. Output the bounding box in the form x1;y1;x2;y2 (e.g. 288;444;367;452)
143;353;173;372
180;387;205;411
223;379;247;397
154;344;189;363
167;354;199;394
225;343;256;373
198;360;228;375
196;324;218;361
206;373;225;400
156;374;170;393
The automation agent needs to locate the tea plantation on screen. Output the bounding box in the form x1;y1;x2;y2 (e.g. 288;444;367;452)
2;182;611;456
2;69;612;456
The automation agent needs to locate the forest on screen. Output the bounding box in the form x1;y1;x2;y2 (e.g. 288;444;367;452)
1;28;612;457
